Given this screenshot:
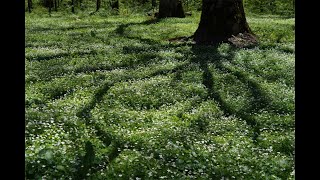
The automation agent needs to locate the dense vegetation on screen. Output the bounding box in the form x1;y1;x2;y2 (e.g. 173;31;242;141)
25;1;295;179
26;0;295;16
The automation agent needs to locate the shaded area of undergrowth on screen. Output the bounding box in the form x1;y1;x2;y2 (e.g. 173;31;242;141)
25;12;295;179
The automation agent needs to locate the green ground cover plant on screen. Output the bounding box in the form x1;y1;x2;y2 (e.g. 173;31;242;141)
25;10;295;179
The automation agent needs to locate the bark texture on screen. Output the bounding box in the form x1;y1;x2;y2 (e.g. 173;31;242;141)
158;0;185;18
193;0;257;46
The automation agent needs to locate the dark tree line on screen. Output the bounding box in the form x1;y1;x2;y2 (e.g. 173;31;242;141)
27;0;294;16
27;0;257;46
91;0;120;12
27;0;117;14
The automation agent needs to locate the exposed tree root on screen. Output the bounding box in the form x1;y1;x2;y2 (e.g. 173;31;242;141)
227;33;259;48
168;33;258;48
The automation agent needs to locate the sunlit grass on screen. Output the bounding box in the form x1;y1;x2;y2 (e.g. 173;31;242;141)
25;10;295;179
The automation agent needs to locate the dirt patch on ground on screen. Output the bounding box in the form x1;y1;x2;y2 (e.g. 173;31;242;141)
227;33;259;48
168;33;258;48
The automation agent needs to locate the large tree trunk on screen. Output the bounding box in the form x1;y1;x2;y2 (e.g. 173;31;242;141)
193;0;258;46
158;0;185;18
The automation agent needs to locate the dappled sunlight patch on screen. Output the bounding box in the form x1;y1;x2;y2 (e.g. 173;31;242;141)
45;88;95;117
252;111;294;130
26;47;68;61
25;120;88;179
101;76;206;110
258;130;294;156
259;82;294;114
248;16;295;44
230;49;295;86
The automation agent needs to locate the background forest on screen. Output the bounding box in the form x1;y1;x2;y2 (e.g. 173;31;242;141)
26;0;294;16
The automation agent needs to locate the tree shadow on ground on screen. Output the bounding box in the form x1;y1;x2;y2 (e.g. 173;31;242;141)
188;44;272;142
69;19;196;174
115;18;161;35
72;53;189;178
26;14;295;179
27;21;117;33
70;19;278;177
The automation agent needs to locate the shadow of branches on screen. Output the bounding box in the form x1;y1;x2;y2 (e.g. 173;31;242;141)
188;44;274;142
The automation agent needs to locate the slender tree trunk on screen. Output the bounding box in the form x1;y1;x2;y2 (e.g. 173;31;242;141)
110;0;119;10
268;0;275;13
28;0;32;13
259;0;263;13
293;0;295;13
96;0;101;11
72;0;75;13
48;0;52;14
193;0;258;47
158;0;185;18
186;0;189;12
152;0;156;7
54;0;57;11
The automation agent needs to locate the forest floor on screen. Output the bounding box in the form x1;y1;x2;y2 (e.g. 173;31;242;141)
25;11;295;179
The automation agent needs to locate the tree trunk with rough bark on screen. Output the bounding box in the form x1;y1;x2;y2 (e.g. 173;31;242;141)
193;0;258;47
158;0;185;18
